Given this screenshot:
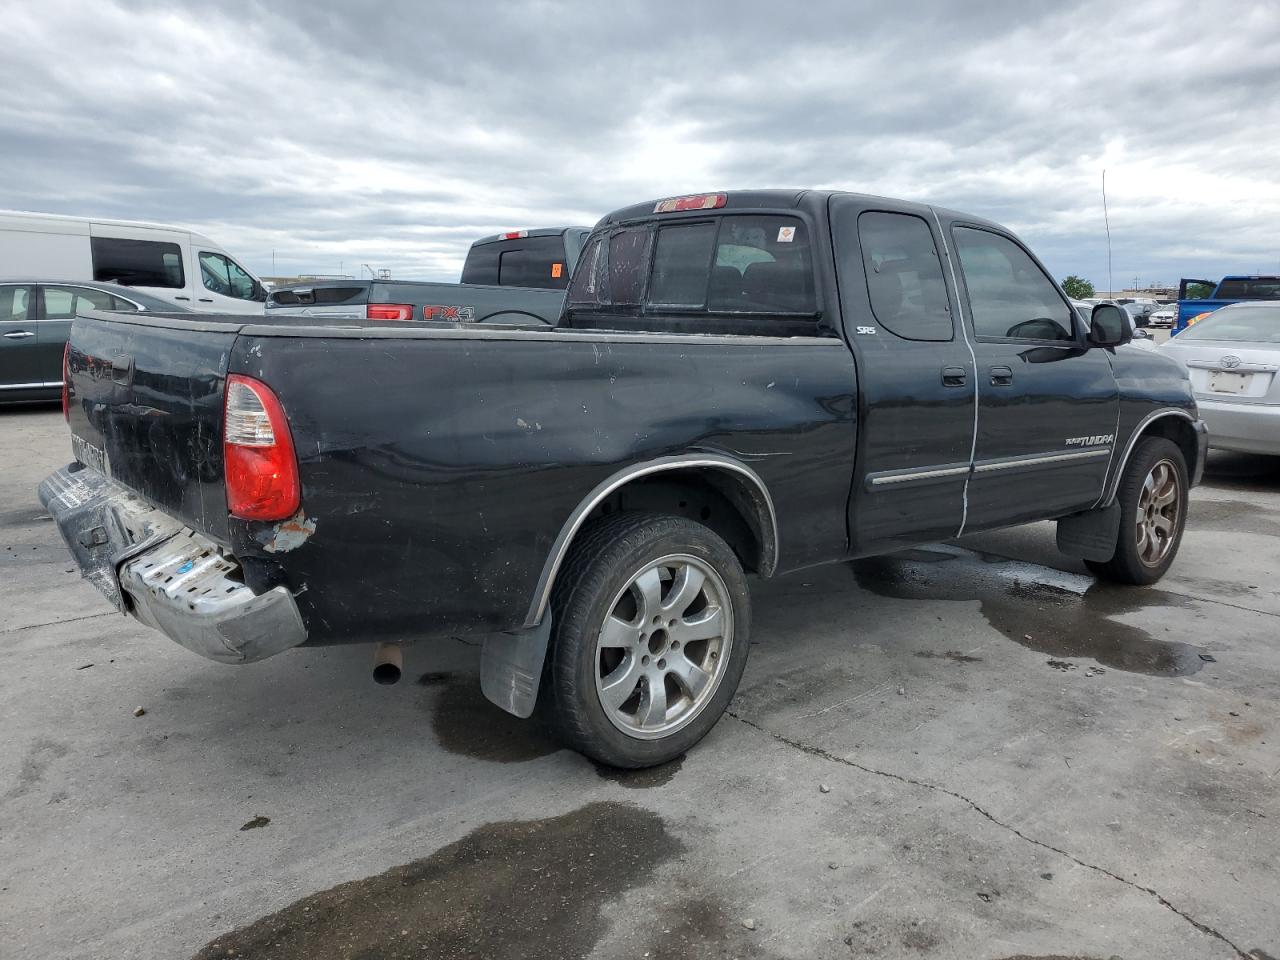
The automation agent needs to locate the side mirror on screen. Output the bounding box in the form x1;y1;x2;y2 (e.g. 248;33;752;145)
1088;303;1132;347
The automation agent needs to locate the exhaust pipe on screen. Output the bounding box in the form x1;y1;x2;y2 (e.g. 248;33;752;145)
372;642;403;685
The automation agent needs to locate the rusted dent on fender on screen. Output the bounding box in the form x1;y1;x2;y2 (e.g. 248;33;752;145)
257;510;317;553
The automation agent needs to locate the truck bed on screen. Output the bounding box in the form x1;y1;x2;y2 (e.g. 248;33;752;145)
54;309;856;646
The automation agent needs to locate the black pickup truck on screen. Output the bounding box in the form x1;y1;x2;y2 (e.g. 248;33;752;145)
40;189;1206;768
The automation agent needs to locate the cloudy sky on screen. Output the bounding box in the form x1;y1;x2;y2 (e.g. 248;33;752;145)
1;0;1277;291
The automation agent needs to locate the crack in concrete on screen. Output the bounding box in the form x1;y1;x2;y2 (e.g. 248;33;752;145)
0;611;116;635
727;711;1251;960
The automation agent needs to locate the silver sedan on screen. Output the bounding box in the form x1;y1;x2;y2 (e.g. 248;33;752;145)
1161;302;1280;455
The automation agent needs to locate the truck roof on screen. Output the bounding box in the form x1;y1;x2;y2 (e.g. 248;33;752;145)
595;189;1003;232
469;226;591;247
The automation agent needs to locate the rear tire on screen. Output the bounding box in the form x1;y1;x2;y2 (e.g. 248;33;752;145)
544;512;751;768
1085;437;1188;585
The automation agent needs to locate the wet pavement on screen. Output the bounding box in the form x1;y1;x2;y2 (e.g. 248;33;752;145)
1;408;1278;959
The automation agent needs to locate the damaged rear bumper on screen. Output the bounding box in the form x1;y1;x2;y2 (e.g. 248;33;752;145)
38;464;307;664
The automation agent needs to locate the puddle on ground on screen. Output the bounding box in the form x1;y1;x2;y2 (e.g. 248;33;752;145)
1186;498;1280;539
593;754;685;788
851;548;1205;677
427;674;560;763
193;802;686;960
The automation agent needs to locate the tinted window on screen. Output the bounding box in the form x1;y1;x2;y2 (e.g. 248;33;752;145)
565;228;651;308
91;237;185;289
0;285;31;321
649;222;715;307
460;244;499;285
495;237;570;290
1215;278;1280;300
953;228;1075;341
857;212;951;341
607;228;651;305
566;236;605;306
707;216;815;314
199;251;257;300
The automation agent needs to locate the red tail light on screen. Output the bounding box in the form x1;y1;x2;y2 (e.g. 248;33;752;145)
653;193;727;213
61;342;71;421
223;375;300;521
366;303;414;321
502;230;528;240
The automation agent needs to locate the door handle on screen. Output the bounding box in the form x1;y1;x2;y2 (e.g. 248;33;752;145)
197;298;214;303
3;330;35;339
941;366;967;387
173;296;191;301
989;365;1013;385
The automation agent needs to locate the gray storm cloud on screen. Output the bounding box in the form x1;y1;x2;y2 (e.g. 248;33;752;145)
1;0;1277;287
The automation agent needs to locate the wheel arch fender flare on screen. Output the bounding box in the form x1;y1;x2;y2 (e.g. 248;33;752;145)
525;453;779;629
1098;408;1200;508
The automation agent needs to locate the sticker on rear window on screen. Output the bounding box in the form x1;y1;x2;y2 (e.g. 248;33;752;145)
551;263;563;278
777;226;796;243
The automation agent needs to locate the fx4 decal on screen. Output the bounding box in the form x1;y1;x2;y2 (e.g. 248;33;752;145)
423;305;476;322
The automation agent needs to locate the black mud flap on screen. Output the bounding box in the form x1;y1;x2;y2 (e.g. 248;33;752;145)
1056;502;1121;562
480;617;552;719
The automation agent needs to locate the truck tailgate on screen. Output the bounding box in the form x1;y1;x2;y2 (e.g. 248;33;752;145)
64;311;242;544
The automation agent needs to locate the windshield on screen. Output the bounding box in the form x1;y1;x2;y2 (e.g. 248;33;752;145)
1215;278;1280;300
1178;305;1280;343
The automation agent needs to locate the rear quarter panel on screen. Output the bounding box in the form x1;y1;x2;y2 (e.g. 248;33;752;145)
228;328;857;642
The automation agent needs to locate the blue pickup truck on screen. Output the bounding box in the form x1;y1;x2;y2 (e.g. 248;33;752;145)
1175;275;1280;334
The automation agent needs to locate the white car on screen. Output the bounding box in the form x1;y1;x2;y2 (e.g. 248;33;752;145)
1148;303;1177;328
1160;302;1280;454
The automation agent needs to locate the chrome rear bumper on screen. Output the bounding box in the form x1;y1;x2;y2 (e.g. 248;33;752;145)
38;464;306;664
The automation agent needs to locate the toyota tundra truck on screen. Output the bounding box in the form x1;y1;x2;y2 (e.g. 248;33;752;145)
40;189;1206;768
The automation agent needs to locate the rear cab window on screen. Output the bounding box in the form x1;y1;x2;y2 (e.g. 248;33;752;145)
565;213;820;335
462;235;570;290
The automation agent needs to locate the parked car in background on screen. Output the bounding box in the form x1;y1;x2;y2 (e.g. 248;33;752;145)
1175;275;1280;334
0;280;189;403
41;188;1205;768
1113;298;1158;326
1160;301;1280;454
266;226;590;323
0;211;267;315
1148;303;1178;328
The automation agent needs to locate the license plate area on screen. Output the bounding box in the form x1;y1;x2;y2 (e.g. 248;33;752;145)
1207;371;1250;395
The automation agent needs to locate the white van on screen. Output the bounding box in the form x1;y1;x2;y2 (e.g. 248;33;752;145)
0;211;266;315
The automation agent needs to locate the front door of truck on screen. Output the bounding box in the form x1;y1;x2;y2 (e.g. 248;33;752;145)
947;223;1119;530
830;198;976;554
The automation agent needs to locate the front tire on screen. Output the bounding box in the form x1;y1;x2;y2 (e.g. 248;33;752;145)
544;512;751;768
1085;437;1188;585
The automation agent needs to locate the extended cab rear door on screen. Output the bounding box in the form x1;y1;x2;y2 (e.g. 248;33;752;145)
829;197;976;554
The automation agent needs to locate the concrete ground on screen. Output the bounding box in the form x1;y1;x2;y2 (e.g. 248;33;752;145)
1;404;1277;960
